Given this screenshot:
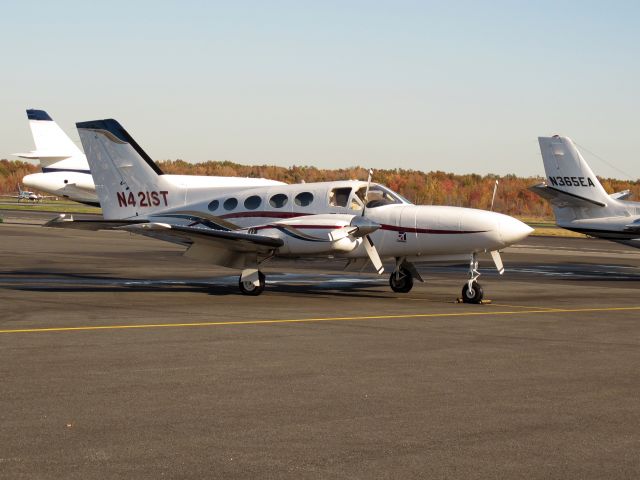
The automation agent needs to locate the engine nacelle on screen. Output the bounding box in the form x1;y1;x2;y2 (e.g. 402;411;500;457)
254;214;364;256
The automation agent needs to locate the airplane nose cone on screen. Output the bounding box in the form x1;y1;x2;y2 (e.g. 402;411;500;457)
499;216;533;246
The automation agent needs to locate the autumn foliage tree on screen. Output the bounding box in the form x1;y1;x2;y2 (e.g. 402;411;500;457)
2;158;640;220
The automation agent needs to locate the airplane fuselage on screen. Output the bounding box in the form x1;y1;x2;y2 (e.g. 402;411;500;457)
141;180;532;261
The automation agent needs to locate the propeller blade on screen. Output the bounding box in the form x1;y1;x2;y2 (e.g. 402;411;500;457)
363;235;384;274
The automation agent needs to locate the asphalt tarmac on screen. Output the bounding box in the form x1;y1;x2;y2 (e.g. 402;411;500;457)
1;212;639;479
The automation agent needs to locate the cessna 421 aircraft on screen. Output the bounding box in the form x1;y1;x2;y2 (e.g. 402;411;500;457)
47;118;532;302
531;135;640;249
14;109;284;206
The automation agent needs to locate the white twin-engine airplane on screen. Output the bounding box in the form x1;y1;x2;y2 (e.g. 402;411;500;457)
14;109;284;206
531;136;640;249
47;119;532;302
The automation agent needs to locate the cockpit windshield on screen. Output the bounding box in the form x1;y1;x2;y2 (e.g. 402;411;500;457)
354;184;409;209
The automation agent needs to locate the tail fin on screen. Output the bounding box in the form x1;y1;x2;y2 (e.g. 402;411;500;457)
537;136;610;207
13;109;89;172
76;119;178;220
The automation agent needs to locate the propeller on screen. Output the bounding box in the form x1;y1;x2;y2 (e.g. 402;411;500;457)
328;212;384;274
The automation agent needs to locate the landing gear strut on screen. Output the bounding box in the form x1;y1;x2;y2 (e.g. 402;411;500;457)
462;253;483;304
239;271;266;296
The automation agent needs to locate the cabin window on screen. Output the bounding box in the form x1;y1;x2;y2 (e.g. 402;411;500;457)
223;198;238;210
269;193;288;208
244;195;262;210
294;192;314;207
208;199;219;211
329;187;352;207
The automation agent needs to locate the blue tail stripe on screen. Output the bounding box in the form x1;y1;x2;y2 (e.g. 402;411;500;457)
76;119;164;176
27;109;53;121
42;167;91;174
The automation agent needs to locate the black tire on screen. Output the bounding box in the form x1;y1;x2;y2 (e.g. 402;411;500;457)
389;268;414;293
461;281;483;304
239;271;266;296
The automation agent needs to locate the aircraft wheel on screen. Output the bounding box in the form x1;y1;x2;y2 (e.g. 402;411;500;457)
239;271;266;296
461;281;483;304
389;268;414;293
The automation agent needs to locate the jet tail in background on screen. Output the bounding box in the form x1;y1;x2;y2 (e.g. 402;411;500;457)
76;119;177;219
537;136;610;206
13;109;89;173
530;136;625;222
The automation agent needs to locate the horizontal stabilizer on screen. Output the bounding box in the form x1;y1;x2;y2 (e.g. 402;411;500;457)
529;183;606;208
12;151;72;161
611;190;631;201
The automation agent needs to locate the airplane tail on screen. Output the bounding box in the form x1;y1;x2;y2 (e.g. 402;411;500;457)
76;119;178;220
538;136;610;205
530;136;618;222
14;109;89;172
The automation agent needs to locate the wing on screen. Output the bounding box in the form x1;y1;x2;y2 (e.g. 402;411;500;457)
119;222;282;251
45;216;283;268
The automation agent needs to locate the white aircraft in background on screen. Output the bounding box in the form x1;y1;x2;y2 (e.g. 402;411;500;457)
47;118;532;302
13;109;284;206
531;135;640;249
1;185;55;202
14;109;99;205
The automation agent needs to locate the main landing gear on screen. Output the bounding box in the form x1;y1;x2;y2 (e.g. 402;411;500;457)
389;267;414;293
239;270;266;296
461;253;483;304
389;259;423;293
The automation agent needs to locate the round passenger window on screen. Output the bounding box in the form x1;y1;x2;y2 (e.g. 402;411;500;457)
244;195;262;210
294;192;314;207
223;198;238;210
208;199;219;211
269;193;288;208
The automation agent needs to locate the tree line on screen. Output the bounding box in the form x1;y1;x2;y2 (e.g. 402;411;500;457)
2;158;639;219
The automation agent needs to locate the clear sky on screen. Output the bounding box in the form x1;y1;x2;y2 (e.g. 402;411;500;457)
1;1;639;178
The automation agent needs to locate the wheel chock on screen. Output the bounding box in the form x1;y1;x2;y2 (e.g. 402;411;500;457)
455;298;493;304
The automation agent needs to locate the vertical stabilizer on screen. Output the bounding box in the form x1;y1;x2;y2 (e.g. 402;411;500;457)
16;109;89;172
538;136;610;207
76;119;179;219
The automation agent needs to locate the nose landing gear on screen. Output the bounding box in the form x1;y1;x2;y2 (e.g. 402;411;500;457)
462;253;483;303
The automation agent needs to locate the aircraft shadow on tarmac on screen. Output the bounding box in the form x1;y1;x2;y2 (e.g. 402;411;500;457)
1;263;638;299
0;270;394;298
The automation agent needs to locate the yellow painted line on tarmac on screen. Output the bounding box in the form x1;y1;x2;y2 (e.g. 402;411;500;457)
1;306;640;335
489;303;559;311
